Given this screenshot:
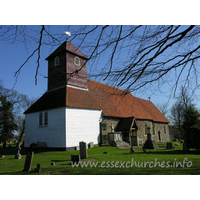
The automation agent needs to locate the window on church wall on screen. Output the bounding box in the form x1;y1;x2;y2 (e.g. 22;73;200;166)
39;111;48;126
153;124;155;135
164;126;166;134
75;56;80;66
44;111;48;126
145;124;147;135
39;112;43;126
54;56;60;66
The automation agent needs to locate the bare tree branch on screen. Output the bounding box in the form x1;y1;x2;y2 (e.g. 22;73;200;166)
14;25;45;85
35;25;45;85
1;25;200;98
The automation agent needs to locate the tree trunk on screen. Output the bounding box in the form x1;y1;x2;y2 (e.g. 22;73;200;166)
3;141;7;148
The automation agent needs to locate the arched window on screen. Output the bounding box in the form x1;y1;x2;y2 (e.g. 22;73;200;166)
54;56;60;66
44;111;48;126
75;56;80;66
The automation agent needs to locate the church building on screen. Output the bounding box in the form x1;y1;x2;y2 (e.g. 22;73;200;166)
24;41;170;150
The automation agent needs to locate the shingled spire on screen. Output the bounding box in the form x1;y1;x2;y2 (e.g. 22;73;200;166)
45;41;89;91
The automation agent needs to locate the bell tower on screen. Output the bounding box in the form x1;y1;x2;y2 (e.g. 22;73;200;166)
45;41;89;91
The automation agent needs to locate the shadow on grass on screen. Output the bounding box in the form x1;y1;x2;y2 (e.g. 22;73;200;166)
0;170;36;175
123;150;200;155
51;159;70;162
57;165;200;175
0;147;57;155
1;166;199;175
60;163;71;166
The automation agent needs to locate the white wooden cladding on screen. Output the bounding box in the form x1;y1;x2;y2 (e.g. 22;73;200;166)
65;108;102;147
24;108;66;148
24;107;102;148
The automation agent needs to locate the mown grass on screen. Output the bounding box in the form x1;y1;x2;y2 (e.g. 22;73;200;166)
0;142;200;175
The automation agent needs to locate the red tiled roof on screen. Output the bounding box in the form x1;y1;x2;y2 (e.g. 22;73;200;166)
24;80;169;123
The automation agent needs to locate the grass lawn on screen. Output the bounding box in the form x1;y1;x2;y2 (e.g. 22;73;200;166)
0;142;200;175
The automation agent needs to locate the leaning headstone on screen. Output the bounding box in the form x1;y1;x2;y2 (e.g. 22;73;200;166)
15;143;21;159
35;164;41;173
71;155;80;165
79;141;87;159
22;151;34;172
166;142;173;149
51;162;55;166
88;142;94;148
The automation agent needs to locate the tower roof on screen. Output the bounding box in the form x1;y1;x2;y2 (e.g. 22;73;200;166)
45;41;89;60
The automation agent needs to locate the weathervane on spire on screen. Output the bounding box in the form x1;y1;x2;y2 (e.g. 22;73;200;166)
65;31;71;41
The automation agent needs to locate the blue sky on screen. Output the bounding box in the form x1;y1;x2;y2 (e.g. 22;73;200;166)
0;35;48;99
0;25;200;115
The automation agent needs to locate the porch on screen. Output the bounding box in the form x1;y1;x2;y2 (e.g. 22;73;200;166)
101;117;143;148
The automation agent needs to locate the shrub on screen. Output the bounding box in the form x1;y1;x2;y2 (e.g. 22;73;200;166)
182;105;200;149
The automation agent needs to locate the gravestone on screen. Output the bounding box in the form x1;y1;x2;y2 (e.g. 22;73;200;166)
147;133;152;140
88;142;94;148
71;155;80;165
79;141;87;159
0;155;5;158
15;143;21;159
166;142;173;149
143;134;154;149
22;151;34;172
152;141;159;149
35;164;41;173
